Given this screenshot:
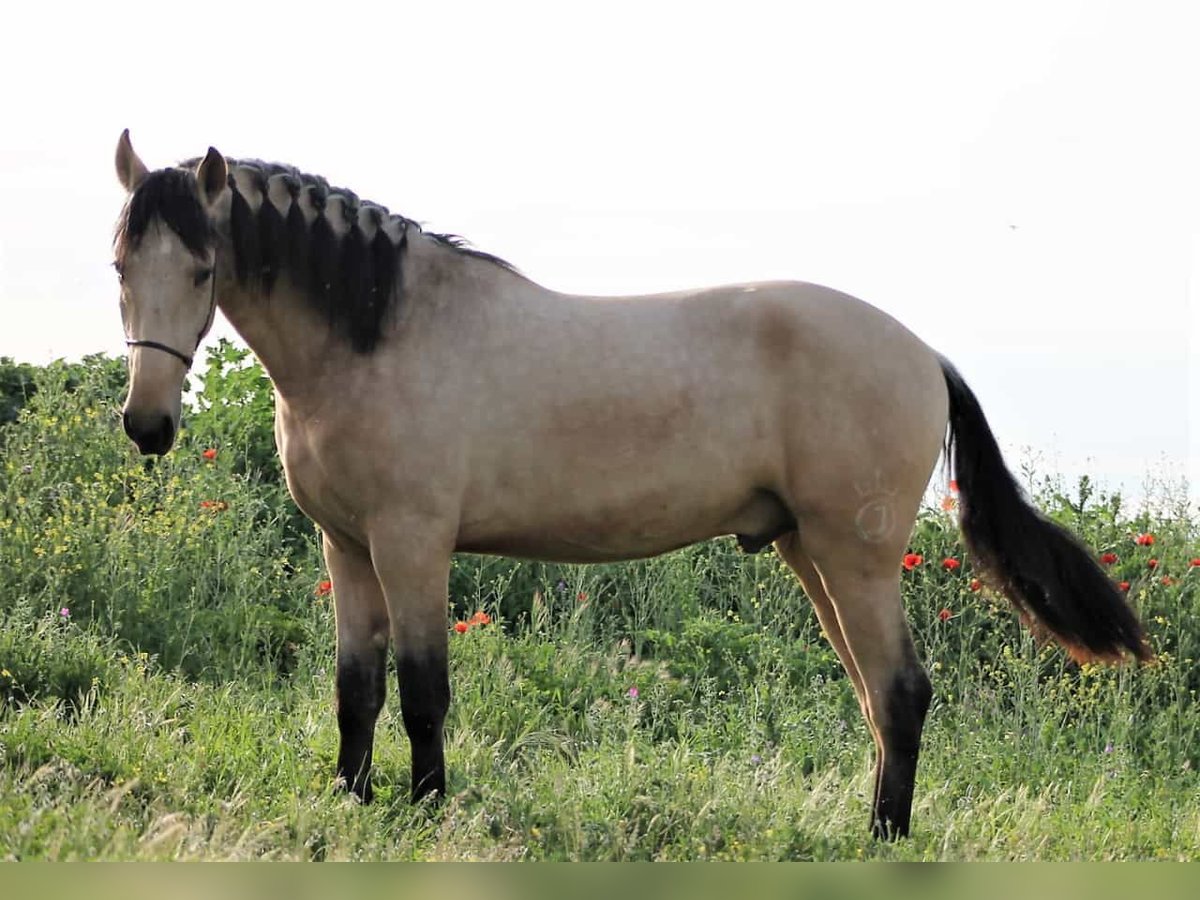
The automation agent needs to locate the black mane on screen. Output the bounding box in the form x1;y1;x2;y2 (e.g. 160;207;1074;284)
113;158;515;354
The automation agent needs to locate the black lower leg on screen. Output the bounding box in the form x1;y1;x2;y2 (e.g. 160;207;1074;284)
871;665;932;840
398;650;450;803
335;645;388;803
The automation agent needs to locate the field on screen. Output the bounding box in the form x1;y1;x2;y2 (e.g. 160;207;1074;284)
1;347;1198;860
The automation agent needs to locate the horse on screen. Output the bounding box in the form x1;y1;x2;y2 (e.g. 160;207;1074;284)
111;130;1149;840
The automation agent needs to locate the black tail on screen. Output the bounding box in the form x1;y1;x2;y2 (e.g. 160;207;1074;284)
939;357;1151;663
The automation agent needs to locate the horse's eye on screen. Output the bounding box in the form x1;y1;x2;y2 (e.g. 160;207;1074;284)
193;267;213;287
112;261;124;283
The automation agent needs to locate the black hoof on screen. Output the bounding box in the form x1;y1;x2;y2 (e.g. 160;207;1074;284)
336;773;374;804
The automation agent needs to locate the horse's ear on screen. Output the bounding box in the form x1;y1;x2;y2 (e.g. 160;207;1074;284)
195;146;228;208
115;129;148;193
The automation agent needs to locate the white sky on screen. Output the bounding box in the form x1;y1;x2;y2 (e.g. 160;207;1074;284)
1;0;1196;505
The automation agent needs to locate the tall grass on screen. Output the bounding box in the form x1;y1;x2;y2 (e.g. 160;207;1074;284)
0;349;1197;859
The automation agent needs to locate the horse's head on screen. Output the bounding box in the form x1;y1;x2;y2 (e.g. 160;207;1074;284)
113;130;228;455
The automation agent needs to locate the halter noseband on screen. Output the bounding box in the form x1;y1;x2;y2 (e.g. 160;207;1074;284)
124;254;218;371
125;338;196;369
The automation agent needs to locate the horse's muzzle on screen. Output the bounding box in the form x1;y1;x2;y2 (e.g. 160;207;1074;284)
123;410;176;456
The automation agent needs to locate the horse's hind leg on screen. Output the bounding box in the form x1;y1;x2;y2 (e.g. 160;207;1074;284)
773;532;869;718
798;527;932;840
324;535;391;803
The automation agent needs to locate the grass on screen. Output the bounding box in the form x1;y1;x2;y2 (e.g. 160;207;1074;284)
1;352;1198;860
4;612;1200;860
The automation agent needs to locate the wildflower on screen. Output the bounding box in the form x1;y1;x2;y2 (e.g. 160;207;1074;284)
627;686;639;699
969;578;983;592
949;479;959;493
577;591;588;603
1099;552;1118;565
1104;742;1114;754
1147;558;1159;570
0;669;9;679
453;622;469;634
1117;581;1131;592
469;610;491;626
556;579;568;594
200;500;229;511
941;558;960;572
1134;533;1155;546
59;607;70;620
1190;559;1200;569
20;464;32;475
938;608;953;622
314;580;332;597
202;448;217;461
750;754;763;766
902;553;923;571
1161;577;1174;587
940;495;956;512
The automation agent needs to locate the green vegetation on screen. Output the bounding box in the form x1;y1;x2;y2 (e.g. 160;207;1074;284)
1;347;1197;859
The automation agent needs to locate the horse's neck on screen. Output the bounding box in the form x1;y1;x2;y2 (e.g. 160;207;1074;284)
213;266;334;404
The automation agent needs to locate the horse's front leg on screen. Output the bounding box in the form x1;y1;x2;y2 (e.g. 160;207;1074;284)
324;534;391;803
370;527;453;804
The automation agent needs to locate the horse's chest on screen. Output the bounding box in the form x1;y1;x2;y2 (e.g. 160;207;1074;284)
277;417;371;544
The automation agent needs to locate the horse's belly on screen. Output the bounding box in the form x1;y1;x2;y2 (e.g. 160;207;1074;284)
456;524;705;563
455;486;794;564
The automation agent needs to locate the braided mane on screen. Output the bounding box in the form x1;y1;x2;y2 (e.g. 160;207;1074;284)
114;158;515;354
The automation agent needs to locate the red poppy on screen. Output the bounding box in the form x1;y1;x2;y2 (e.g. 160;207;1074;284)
200;499;228;511
1099;553;1118;565
1117;581;1131;592
202;448;217;461
1161;576;1175;587
902;553;924;571
942;558;961;571
941;495;956;512
938;608;952;622
1147;558;1159;570
314;580;332;597
1190;559;1200;569
453;621;469;634
1134;533;1155;546
969;578;983;592
469;611;491;626
949;480;959;493
577;591;589;603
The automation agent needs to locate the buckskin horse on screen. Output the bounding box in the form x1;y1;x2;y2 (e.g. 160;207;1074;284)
111;131;1148;839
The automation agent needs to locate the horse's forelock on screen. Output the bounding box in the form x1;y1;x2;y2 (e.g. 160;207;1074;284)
114;167;214;264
